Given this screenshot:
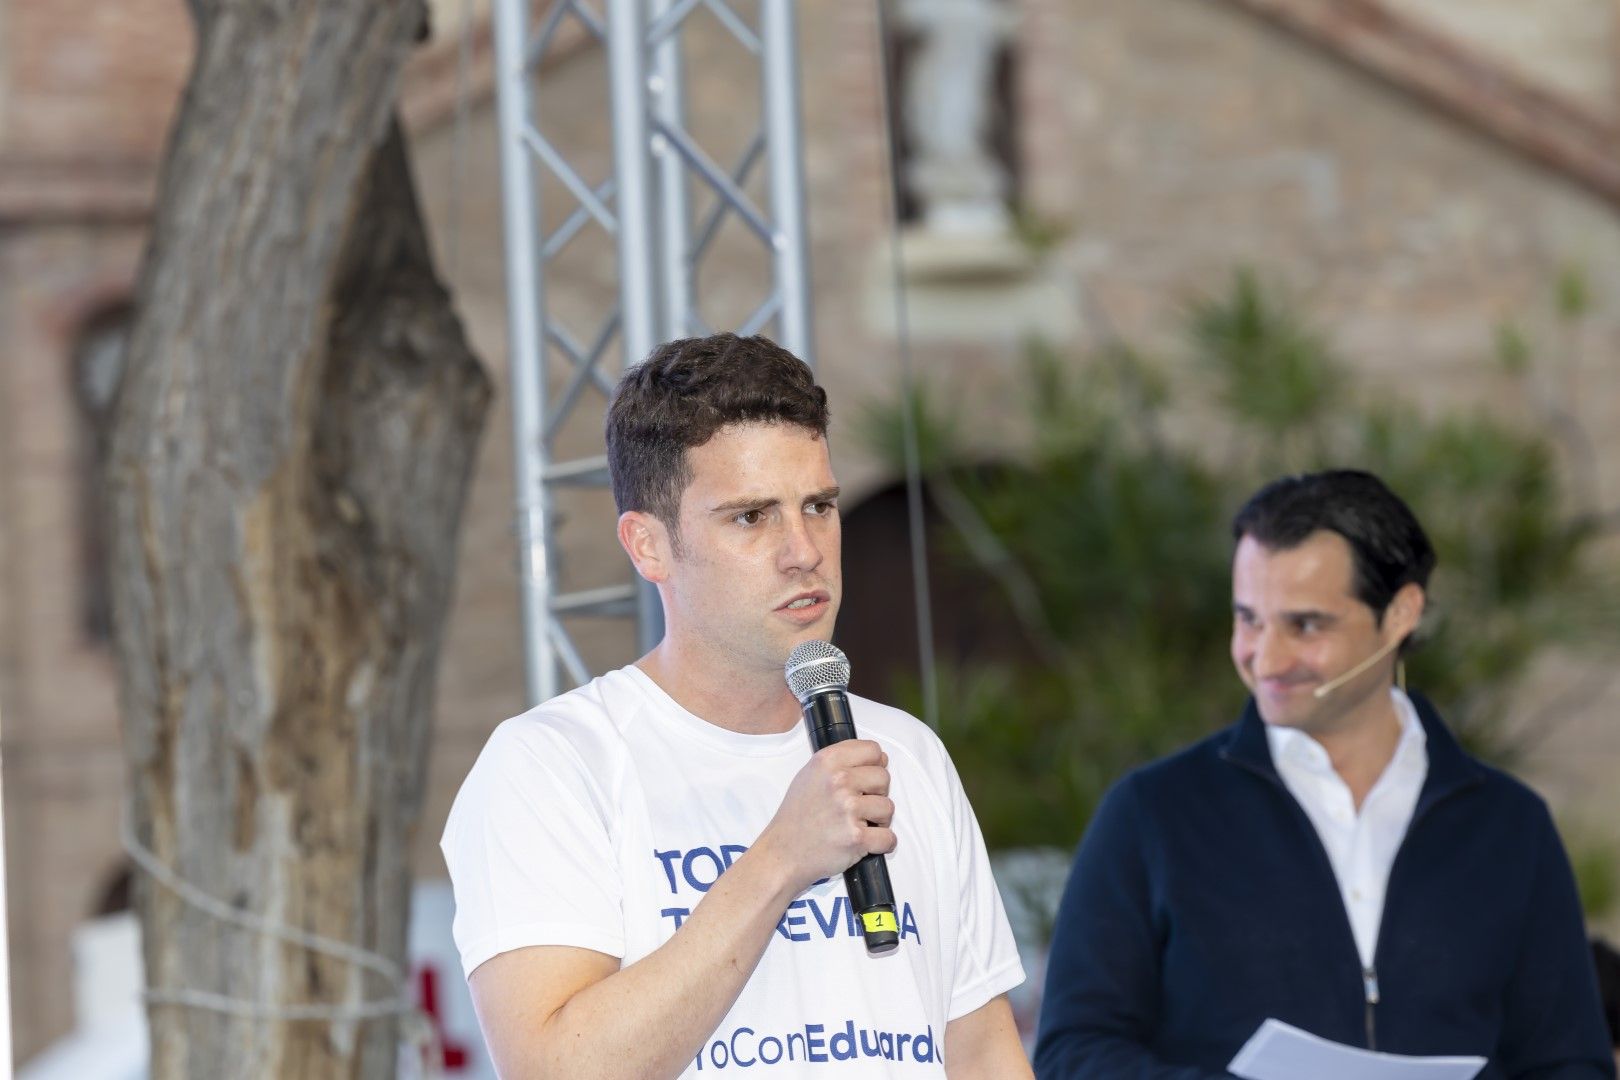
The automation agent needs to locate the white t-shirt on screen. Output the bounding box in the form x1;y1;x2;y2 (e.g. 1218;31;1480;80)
441;665;1024;1077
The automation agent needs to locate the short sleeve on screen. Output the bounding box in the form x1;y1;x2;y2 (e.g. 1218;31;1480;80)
939;748;1026;1019
440;717;626;977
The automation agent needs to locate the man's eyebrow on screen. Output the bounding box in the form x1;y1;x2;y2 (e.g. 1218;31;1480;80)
1231;603;1338;622
708;495;779;516
706;486;840;516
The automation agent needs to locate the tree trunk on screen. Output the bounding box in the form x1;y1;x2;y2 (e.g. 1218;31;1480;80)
106;0;492;1074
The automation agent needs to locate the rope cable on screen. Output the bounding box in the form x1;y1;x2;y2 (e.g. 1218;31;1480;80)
872;0;940;729
121;816;443;1078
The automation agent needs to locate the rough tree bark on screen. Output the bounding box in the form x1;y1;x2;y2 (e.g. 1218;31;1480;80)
106;0;491;1075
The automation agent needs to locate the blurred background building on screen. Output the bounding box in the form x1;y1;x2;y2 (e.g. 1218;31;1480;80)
2;0;1619;1067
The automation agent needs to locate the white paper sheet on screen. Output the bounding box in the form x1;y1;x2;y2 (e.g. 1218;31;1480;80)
1229;1019;1487;1080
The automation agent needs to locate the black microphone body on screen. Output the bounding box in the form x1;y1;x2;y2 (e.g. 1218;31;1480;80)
800;688;901;956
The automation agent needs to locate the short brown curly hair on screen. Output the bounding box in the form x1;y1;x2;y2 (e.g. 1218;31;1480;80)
606;333;829;546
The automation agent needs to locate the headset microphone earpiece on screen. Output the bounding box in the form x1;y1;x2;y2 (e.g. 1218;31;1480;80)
1312;636;1402;699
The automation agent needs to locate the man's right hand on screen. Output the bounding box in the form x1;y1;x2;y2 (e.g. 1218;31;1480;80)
754;739;896;891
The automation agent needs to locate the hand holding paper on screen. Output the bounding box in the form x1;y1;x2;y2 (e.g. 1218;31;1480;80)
1229;1019;1486;1080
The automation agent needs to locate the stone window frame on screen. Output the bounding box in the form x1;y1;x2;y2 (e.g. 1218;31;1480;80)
69;302;134;645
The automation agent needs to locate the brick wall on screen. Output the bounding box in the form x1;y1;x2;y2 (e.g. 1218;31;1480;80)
0;225;148;1061
1389;0;1617;120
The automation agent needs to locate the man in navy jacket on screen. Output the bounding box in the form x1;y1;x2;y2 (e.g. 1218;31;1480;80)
1034;470;1614;1079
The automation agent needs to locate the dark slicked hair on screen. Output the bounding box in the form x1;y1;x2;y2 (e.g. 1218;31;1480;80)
1232;470;1436;626
606;333;829;541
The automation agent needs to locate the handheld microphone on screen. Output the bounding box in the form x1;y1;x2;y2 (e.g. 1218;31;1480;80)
784;640;900;956
1312;636;1401;699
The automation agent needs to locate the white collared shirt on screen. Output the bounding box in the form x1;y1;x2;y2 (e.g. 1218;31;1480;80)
1266;688;1429;969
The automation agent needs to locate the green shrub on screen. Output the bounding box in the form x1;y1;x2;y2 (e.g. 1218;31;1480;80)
861;269;1620;921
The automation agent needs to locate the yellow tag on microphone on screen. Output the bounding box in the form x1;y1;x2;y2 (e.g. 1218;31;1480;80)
861;910;899;935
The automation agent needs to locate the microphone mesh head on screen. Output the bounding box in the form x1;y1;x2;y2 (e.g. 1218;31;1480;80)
784;640;851;702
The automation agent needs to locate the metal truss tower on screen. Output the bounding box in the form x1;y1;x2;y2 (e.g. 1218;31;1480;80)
491;0;814;705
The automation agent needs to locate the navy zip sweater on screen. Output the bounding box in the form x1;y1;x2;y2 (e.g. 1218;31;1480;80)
1033;694;1615;1079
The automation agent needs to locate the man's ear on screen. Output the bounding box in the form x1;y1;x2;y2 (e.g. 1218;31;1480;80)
618;510;673;584
1386;582;1426;644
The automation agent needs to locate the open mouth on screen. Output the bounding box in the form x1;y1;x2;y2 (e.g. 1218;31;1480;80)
779;592;830;612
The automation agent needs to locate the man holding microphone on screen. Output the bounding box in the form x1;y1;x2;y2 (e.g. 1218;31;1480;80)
442;333;1029;1078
